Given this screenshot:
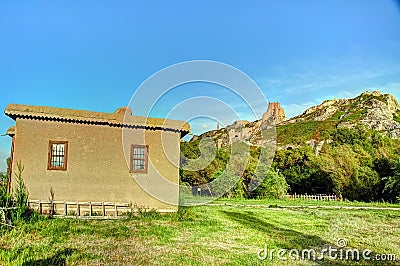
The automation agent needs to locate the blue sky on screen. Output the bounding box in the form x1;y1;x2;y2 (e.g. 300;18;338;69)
1;0;400;172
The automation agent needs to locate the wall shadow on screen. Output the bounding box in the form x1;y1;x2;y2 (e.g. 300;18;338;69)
221;210;359;266
22;248;75;266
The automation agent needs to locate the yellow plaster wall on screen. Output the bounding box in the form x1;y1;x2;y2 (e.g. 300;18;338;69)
11;118;181;211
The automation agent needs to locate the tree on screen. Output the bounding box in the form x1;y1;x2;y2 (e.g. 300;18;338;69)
383;158;400;202
344;166;380;202
12;162;30;221
0;172;6;187
252;170;288;199
274;146;318;194
315;145;358;199
0;158;12;209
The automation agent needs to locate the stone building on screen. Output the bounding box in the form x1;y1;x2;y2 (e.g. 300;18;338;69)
5;104;190;212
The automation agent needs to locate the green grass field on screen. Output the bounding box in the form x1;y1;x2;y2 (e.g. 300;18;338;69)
213;197;400;208
1;200;399;265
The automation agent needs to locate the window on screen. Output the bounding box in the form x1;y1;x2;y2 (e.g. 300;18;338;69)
48;141;68;170
130;145;148;173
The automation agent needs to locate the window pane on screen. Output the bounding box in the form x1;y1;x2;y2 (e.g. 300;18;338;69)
131;146;147;172
133;159;145;170
133;147;145;159
51;143;65;167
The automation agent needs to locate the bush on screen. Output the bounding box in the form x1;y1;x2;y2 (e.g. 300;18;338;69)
12;162;31;221
207;167;247;199
0;172;7;187
175;207;197;221
0;186;12;209
383;158;400;202
252;170;288;199
0;162;33;226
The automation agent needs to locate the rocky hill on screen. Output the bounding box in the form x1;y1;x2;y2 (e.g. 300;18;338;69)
190;90;400;148
282;91;400;139
191;101;285;148
182;90;400;202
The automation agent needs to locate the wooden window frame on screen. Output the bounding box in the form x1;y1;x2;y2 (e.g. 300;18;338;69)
130;145;148;173
48;140;68;171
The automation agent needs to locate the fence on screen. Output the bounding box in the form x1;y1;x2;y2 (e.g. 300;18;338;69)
28;200;131;219
286;194;338;201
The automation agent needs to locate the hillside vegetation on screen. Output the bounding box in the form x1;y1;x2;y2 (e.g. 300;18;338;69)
181;91;400;202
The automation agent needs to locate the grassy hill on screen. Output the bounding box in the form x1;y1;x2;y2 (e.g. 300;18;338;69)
181;91;400;202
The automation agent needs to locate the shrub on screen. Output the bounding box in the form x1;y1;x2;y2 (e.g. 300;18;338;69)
127;204;161;220
12;162;30;221
252;170;288;199
383;158;400;202
176;207;197;221
0;186;12;209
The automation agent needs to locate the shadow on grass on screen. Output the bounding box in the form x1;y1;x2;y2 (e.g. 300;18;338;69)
22;248;75;266
221;210;352;265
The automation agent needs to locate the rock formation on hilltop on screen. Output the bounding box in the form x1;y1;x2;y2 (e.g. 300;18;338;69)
282;90;400;139
190;91;400;149
191;102;286;147
192;119;267;148
262;102;287;124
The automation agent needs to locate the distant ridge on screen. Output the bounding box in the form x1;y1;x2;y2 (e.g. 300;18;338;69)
281;90;400;139
190;90;400;148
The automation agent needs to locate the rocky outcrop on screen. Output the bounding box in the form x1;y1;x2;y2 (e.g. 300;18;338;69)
191;102;286;148
192;119;264;148
262;102;286;124
190;90;400;149
282;90;400;139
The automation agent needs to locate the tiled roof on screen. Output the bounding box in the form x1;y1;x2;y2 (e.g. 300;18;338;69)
4;104;190;134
